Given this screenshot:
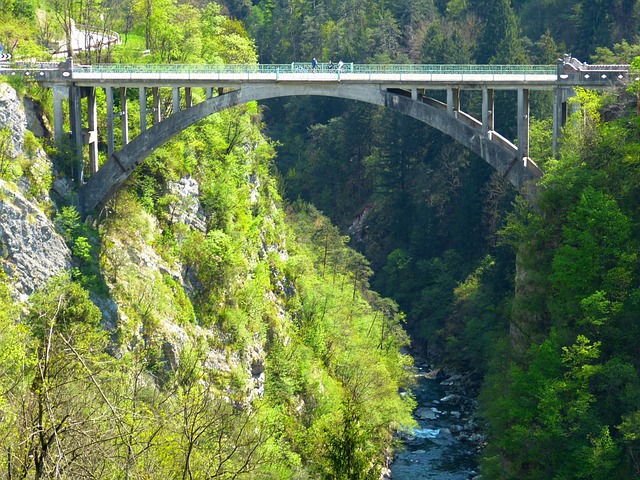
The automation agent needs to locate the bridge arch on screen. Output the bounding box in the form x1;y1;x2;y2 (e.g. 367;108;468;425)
80;83;542;214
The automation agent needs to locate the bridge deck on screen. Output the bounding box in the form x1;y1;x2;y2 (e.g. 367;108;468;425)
1;61;629;89
70;71;560;89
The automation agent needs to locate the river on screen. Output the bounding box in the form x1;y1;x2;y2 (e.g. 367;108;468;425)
390;362;481;479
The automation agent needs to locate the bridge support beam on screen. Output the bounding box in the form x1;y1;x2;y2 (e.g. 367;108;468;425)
173;87;180;114
69;85;83;183
52;84;67;144
120;87;129;146
186;87;193;108
517;88;530;163
106;86;115;159
482;88;494;134
140;86;147;132
153;87;161;124
447;88;460;114
553;88;573;156
87;87;99;175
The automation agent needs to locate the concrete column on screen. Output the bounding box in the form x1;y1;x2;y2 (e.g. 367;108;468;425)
87;87;99;175
411;88;418;100
185;87;192;108
517;88;530;164
105;86;115;159
52;84;67;144
553;88;562;156
552;88;574;156
172;87;180;113
482;88;494;134
447;88;460;114
139;86;147;132
205;87;213;99
152;87;161;124
69;85;84;183
120;87;129;146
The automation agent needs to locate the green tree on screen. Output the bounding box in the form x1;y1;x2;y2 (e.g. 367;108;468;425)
471;0;528;64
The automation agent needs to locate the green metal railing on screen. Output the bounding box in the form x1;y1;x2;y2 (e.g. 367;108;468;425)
72;62;558;75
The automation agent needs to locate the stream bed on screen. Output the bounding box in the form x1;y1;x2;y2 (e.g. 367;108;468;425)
390;363;482;479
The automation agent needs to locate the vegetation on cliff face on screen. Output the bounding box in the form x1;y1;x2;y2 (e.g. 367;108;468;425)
0;2;415;478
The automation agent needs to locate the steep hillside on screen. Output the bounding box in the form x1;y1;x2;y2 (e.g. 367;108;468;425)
0;71;414;480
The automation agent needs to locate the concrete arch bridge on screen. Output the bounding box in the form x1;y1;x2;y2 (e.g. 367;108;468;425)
1;57;630;214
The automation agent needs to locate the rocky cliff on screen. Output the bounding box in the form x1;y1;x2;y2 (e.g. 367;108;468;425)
0;83;72;302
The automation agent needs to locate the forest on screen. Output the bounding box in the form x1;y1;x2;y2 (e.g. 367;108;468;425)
1;0;640;478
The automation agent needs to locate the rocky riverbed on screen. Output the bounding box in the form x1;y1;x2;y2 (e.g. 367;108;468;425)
390;361;485;479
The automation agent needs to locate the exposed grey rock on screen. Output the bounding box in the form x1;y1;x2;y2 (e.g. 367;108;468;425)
23;97;50;139
0;83;27;158
0;180;72;301
90;293;119;331
348;204;371;243
165;176;206;232
440;374;463;386
51;175;77;206
415;407;438;420
440;393;462;405
0;82;57;204
244;336;266;402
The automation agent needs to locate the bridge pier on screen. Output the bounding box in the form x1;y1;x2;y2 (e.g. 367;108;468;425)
120;87;129;146
52;85;67;143
517;88;530;163
173;87;180;113
140;86;147;132
153;87;161;123
106;86;115;158
69;85;83;183
553;87;574;155
482;88;494;134
447;88;460;114
87;87;98;175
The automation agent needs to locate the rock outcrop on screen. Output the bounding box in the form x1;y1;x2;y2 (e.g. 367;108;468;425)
0;83;71;301
165;176;207;232
0;180;72;302
0;83;28;158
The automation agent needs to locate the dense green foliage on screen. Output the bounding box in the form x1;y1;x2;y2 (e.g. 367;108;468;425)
5;0;640;478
